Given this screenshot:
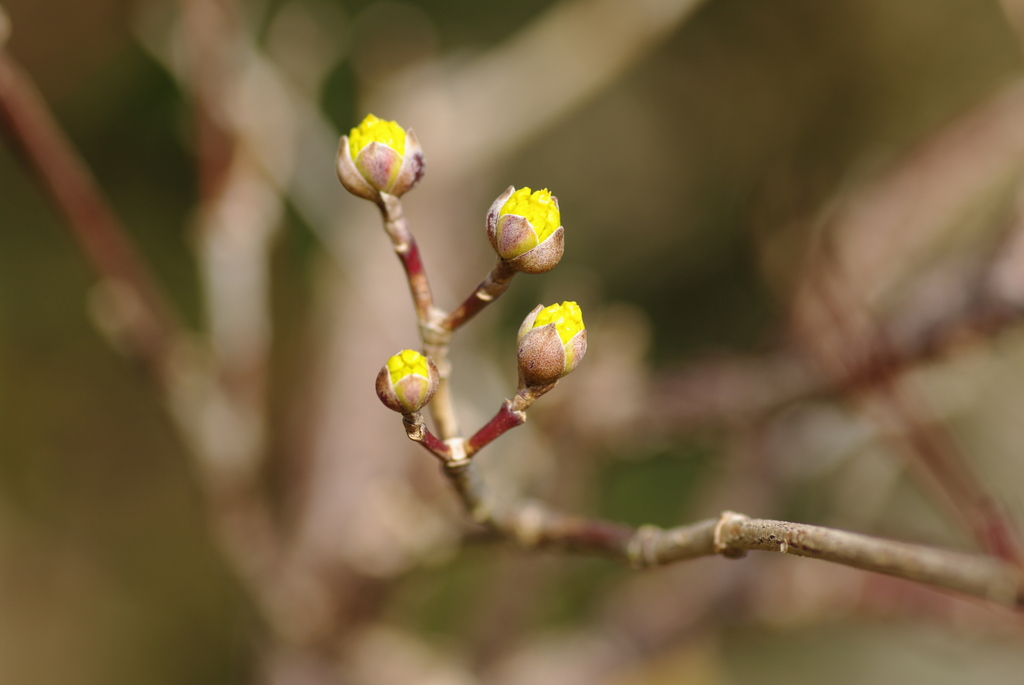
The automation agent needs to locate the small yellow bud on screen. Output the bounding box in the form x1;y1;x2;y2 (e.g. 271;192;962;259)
337;113;425;202
376;349;439;414
486;186;565;274
516;301;587;389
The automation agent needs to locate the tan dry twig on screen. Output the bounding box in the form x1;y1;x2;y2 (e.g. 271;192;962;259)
440;464;1024;609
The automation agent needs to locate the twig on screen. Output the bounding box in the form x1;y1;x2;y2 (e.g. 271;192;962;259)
378;193;437;324
442;259;518;331
374;193;465;440
710;514;1024;608
446;471;1024;609
170;0;308;647
644;72;1024;435
402;412;451;460
466;401;527;457
178;0;284;477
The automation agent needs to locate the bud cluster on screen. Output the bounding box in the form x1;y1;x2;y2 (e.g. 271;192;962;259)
341;114;586;438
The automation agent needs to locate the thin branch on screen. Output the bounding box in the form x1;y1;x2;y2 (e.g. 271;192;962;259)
378;193;437;324
443;460;1024;609
443;259;518;331
374;193;463;439
711;514;1024;608
402;411;451;460
0;2;294;646
168;0;303;646
176;0;285;481
642;74;1024;435
465;401;526;457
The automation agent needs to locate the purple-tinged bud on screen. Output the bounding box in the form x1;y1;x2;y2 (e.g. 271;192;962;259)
486;186;564;274
516;301;587;389
376;349;439;414
337;114;425;202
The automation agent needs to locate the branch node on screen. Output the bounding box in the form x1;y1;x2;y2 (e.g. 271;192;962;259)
627;525;663;569
714;510;749;559
402;412;425;441
446;437;467;464
420;314;451;348
513;501;546;548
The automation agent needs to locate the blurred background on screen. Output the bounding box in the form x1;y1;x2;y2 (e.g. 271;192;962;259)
3;0;1024;683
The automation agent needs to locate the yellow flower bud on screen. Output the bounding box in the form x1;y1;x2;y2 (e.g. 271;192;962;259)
376;349;439;413
486;186;564;274
337;114;425;201
516;301;587;389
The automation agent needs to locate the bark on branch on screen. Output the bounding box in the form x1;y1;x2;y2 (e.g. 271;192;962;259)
442;461;1024;610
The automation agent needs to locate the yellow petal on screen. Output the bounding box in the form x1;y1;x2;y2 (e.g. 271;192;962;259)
499;187;560;242
349;113;406;159
387;348;429;383
533;301;584;345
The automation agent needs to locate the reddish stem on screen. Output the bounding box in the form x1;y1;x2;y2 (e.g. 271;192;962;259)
526;510;636;556
443;260;517;331
466;401;526;457
403;412;451;460
379;194;435;322
399;237;433;319
419;425;451;458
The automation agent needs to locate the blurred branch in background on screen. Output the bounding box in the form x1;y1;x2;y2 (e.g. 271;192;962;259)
374;0;711;176
626;75;1024;563
0;42;183;383
0;0;294;654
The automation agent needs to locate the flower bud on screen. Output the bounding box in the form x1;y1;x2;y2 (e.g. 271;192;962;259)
486;186;564;274
338;114;425;201
376;349;439;414
516;301;586;389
